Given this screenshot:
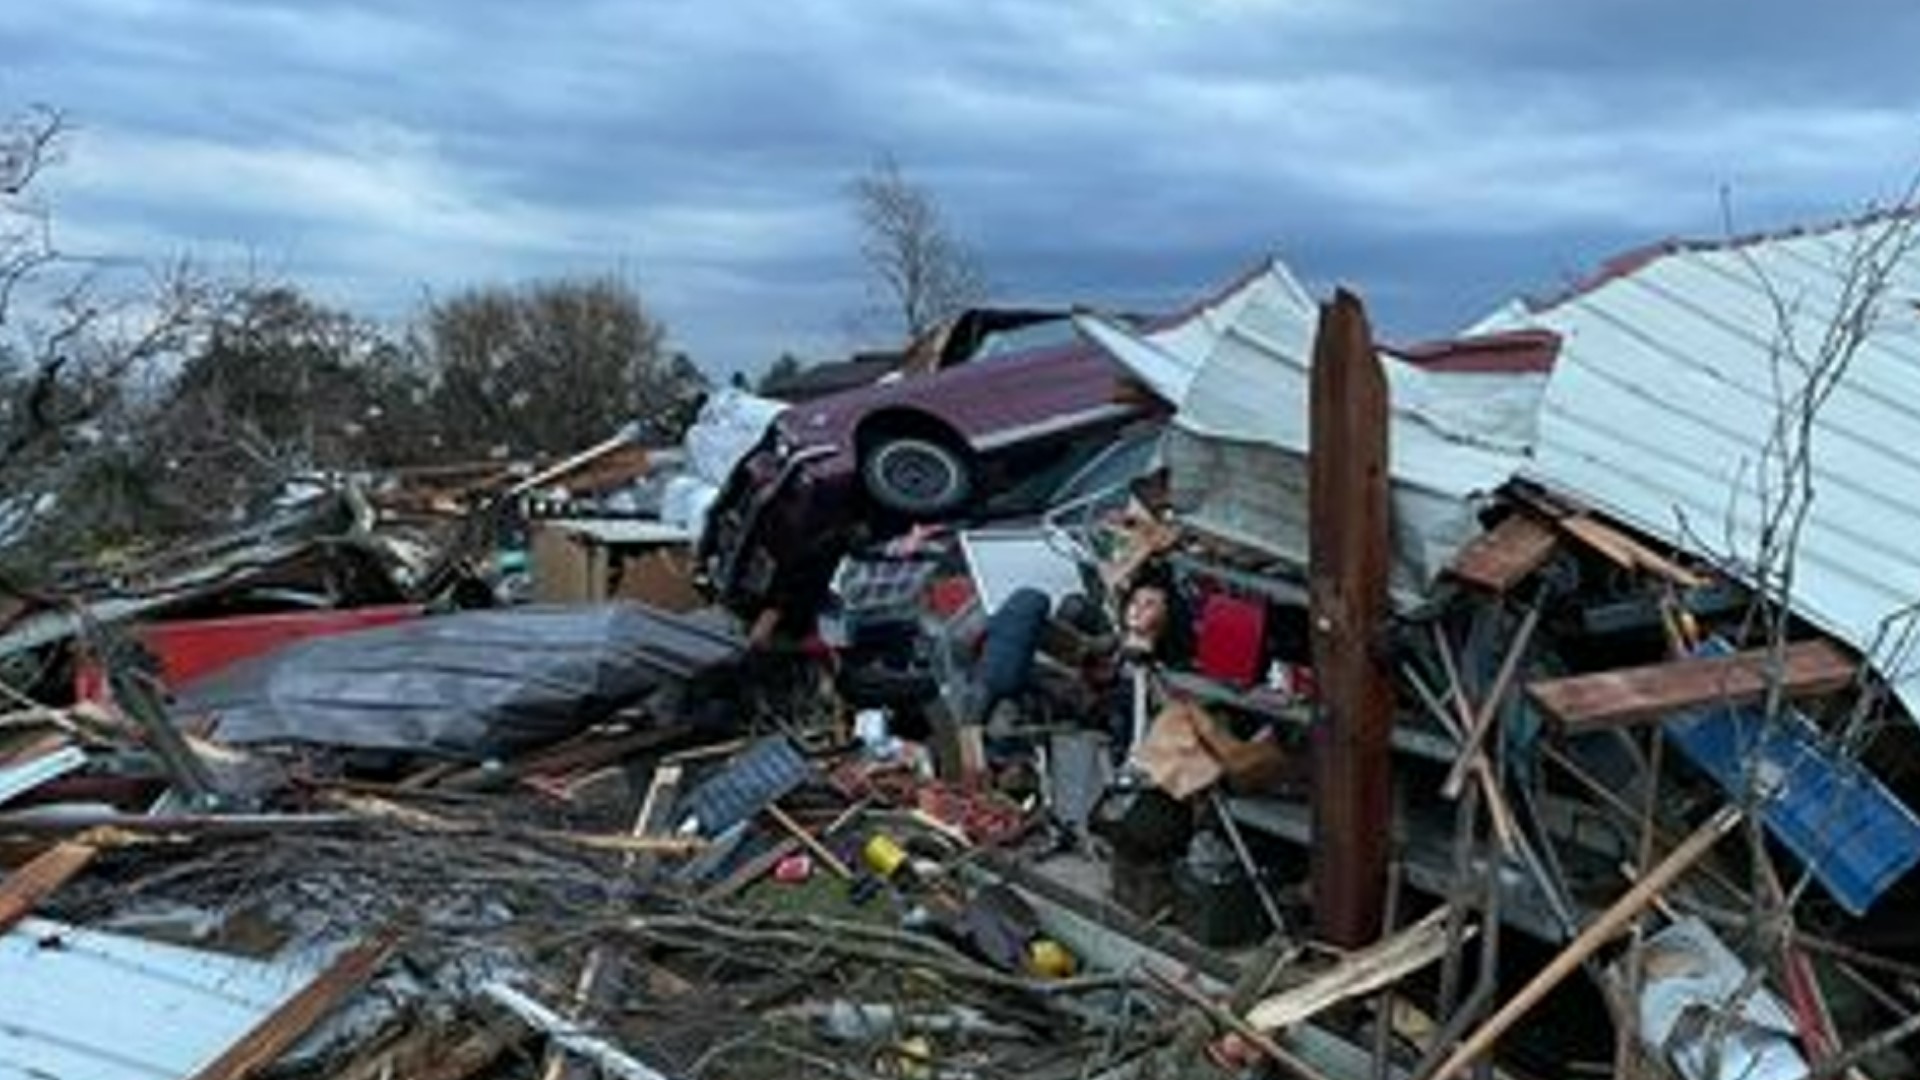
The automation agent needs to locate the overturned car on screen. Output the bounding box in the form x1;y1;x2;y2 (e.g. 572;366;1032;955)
700;309;1169;617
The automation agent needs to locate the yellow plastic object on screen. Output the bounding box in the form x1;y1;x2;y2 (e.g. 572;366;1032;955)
863;833;908;878
893;1035;933;1079
1025;938;1077;979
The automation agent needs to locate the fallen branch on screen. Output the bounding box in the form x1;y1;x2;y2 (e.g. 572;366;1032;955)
622;910;1128;998
1809;1002;1920;1080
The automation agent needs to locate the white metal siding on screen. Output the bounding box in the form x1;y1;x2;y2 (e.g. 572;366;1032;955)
1498;219;1920;709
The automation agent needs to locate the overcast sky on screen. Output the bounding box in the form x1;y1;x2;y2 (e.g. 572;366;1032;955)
6;0;1920;377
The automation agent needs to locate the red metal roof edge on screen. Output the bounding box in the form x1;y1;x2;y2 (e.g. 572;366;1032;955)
1384;328;1562;375
1523;203;1920;314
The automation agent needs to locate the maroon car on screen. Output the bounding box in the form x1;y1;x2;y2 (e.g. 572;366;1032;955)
702;310;1164;615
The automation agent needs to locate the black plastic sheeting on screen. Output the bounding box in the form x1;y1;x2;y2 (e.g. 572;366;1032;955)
181;604;743;759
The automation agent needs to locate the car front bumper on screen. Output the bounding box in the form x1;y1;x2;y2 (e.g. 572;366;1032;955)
703;441;854;611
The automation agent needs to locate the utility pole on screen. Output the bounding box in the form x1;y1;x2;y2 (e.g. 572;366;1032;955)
1307;288;1394;947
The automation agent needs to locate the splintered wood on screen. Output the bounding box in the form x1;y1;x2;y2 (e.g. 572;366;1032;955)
1246;906;1460;1032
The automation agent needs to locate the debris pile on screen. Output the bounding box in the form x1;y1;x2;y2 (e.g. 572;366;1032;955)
8;211;1920;1079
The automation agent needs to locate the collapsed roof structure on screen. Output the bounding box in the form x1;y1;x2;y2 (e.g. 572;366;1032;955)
1479;211;1920;717
5;211;1920;1080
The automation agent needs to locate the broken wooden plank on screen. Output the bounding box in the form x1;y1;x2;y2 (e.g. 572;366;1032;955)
0;811;360;838
1528;639;1856;733
188;927;402;1080
540;763;685;1080
1554;513;1706;588
1247;906;1459;1033
524;830;707;856
0;840;97;935
1447;514;1560;593
765;801;853;880
1429;804;1743;1080
321;790;706;856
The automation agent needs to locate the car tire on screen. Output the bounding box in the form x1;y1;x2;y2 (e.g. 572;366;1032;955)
861;434;973;517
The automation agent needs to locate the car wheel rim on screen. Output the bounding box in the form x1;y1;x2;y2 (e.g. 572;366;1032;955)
881;446;956;504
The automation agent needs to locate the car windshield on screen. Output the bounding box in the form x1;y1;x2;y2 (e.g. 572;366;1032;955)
966;317;1079;362
1045;428;1162;509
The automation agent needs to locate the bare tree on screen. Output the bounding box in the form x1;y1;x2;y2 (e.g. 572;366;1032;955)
849;154;987;339
0;106;210;571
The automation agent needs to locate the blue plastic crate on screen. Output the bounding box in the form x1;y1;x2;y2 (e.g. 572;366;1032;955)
1665;642;1920;916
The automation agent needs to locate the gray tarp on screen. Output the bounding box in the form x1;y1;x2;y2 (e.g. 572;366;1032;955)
181;604;742;759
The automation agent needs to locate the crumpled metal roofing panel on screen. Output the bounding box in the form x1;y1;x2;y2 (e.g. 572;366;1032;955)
0;916;312;1080
1079;258;1547;590
1487;216;1920;712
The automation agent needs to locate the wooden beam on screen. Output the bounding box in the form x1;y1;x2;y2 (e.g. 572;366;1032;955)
1528;639;1856;733
1429;804;1743;1080
1447;513;1560;593
0;840;96;935
1554;514;1705;589
189;928;401;1080
1307;288;1394;948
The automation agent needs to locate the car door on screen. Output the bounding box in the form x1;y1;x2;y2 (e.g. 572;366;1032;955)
930;320;1140;455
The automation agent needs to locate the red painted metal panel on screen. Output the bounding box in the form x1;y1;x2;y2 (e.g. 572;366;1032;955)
74;605;425;701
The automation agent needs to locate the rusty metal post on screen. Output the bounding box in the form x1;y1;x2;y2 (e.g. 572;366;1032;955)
1308;288;1393;947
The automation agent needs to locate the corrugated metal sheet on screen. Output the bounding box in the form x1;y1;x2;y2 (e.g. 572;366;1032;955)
1478;215;1920;712
0;916;314;1080
1079;259;1547;592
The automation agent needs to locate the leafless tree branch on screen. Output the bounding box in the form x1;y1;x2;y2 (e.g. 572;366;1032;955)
849;153;988;339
